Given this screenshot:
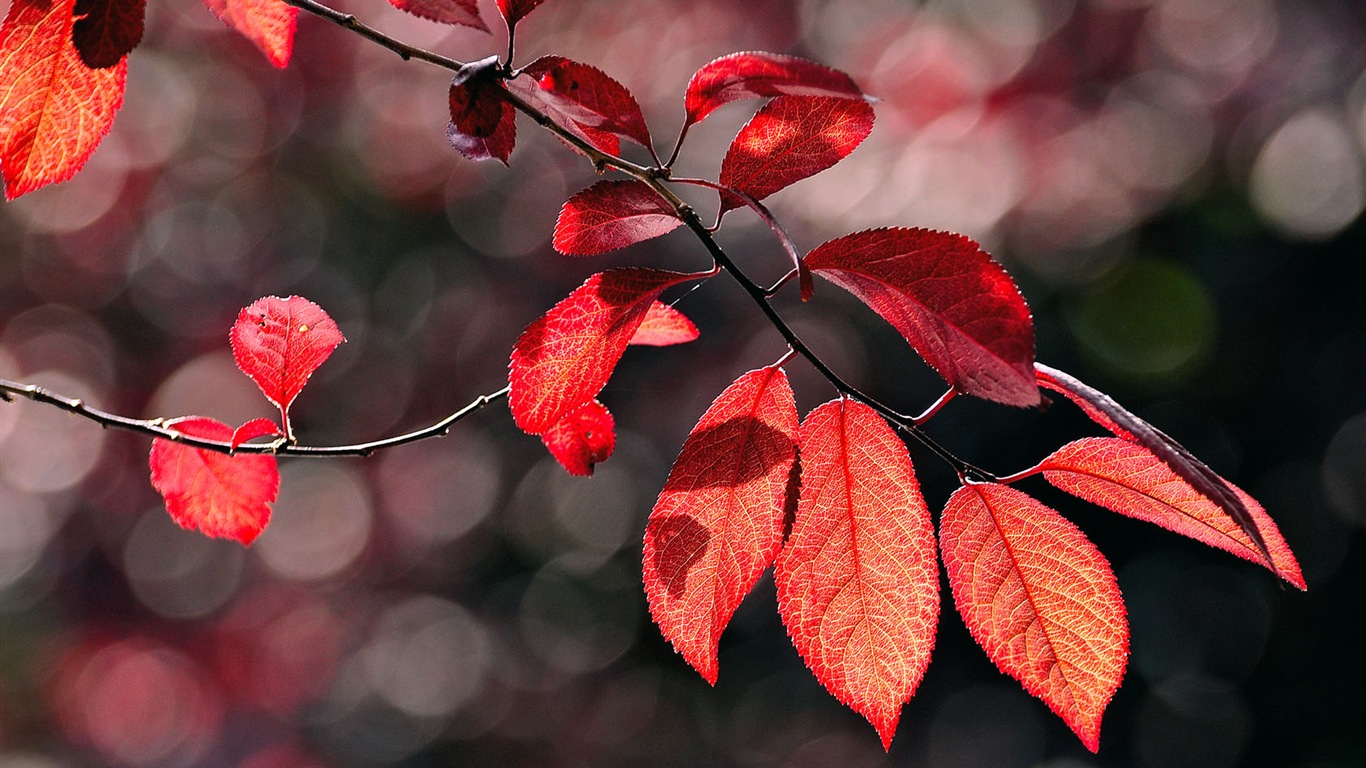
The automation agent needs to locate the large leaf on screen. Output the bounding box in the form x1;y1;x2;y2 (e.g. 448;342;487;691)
0;0;127;199
684;51;867;127
553;180;681;256
447;57;516;164
1039;437;1305;588
72;0;146;68
539;399;615;477
940;483;1127;752
775;398;939;750
806;228;1039;407
628;301;698;347
200;0;298;68
508;56;653;156
643;367;798;684
229;295;345;438
718;95;874;214
385;0;487;30
149;417;280;546
510;268;697;435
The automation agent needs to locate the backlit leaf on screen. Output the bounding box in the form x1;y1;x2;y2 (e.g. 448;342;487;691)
806;228;1039;407
72;0;146;68
940;483;1127;752
719;95;874;214
540;399;615;476
0;0;127;199
149;417;280;546
510;268;698;435
200;0;298;68
644;367;798;684
684;51;868;127
775;398;939;750
628;301;698;346
385;0;488;30
230;418;282;450
447;57;516;164
230;296;345;437
1040;437;1305;589
495;0;546;28
553;180;681;256
508;56;653;156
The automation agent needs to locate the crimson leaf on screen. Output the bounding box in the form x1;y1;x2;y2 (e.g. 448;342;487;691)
495;0;546;28
684;51;868;127
385;0;488;30
149;417;280;546
553;180;681;256
540;399;615;476
230;418;283;450
72;0;146;68
447;57;516;164
200;0;298;68
229;295;345;440
507;56;653;157
628;301;698;347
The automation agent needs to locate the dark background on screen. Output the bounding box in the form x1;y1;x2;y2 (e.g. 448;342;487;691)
1;0;1364;765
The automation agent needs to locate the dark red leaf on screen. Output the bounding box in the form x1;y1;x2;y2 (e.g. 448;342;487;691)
200;0;297;68
149;417;280;545
628;301;698;346
230;418;282;450
447;60;516;164
510;268;699;435
1039;437;1305;589
775;398;939;750
806;228;1039;407
72;0;146;68
940;482;1127;752
0;0;127;199
386;0;488;30
644;366;798;684
553;180;681;256
719;95;874;214
229;296;345;438
505;56;653;156
684;51;868;127
540;399;615;476
495;0;546;28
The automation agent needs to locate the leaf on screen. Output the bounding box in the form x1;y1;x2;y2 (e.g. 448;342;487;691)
507;56;653;156
72;0;147;69
775;398;939;750
510;268;699;435
447;58;516;164
229;296;345;438
628;301;698;347
230;418;282;450
806;228;1039;407
0;0;127;199
149;417;280;546
540;399;615;476
200;0;298;68
939;483;1127;752
495;0;546;28
1035;362;1273;570
385;0;488;30
718;95;874;215
553;180;681;256
684;51;868;127
1039;437;1305;589
643;367;798;684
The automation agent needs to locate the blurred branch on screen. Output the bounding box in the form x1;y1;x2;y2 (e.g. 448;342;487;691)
282;0;470;71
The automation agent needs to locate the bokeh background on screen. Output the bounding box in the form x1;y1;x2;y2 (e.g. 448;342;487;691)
2;0;1365;765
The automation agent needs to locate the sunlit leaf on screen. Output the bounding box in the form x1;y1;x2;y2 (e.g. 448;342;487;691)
200;0;298;68
509;56;653;156
149;417;280;546
540;399;615;476
554;180;681;256
230;295;345;438
628;301;698;347
684;51;868;126
386;0;488;30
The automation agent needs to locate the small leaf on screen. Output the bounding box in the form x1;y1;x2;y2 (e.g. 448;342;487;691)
0;0;127;199
495;0;546;28
200;0;298;68
1039;437;1305;589
775;398;939;750
719;95;874;215
385;0;488;30
684;51;868;127
553;180;681;256
510;268;698;435
507;56;653;156
540;399;615;476
643;367;798;684
940;483;1128;752
149;417;280;545
229;296;345;437
806;228;1039;407
72;0;146;68
230;418;282;450
447;59;516;164
628;301;698;347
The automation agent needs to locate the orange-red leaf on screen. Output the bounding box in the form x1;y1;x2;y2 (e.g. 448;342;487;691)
149;417;280;546
200;0;297;68
540;399;615;476
806;228;1039;407
386;0;488;30
0;0;127;199
628;301;698;347
72;0;146;68
508;56;653;157
775;398;939;750
1039;437;1305;589
684;51;867;127
719;95;874;214
447;58;515;164
553;180;681;256
230;296;345;437
940;483;1127;752
509;268;698;435
643;367;798;684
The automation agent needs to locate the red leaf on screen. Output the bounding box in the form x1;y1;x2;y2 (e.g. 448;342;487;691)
1035;362;1274;569
0;0;127;199
385;0;488;30
806;228;1039;407
540;399;615;476
149;417;280;546
200;0;298;68
447;60;516;164
940;483;1127;752
229;296;345;438
719;96;874;214
495;0;546;28
628;301;698;347
506;56;653;156
775;399;939;750
230;418;282;450
553;180;681;256
643;367;798;684
684;51;868;127
510;268;698;434
1039;437;1305;589
72;0;146;68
